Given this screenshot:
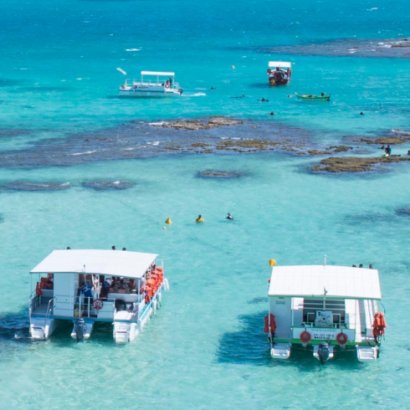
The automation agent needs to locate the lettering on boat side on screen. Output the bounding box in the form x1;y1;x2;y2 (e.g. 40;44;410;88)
312;330;337;340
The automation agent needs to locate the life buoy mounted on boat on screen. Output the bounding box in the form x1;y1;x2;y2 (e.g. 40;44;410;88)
93;299;103;310
264;313;276;334
300;330;312;344
372;312;386;341
336;332;348;346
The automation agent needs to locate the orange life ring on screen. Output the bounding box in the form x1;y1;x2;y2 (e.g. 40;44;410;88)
264;314;276;333
300;330;312;344
336;332;348;345
93;299;103;310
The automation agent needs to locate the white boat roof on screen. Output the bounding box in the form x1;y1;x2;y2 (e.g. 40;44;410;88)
30;249;158;279
268;61;292;68
268;265;382;300
141;71;175;77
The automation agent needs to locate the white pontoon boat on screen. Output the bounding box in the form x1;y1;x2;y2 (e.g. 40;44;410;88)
119;71;183;97
265;264;386;363
267;61;292;86
29;249;169;343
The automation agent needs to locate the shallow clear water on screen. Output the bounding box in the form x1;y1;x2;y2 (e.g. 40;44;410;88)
0;0;409;409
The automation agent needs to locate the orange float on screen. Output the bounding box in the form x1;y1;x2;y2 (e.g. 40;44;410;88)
264;313;277;333
300;330;312;344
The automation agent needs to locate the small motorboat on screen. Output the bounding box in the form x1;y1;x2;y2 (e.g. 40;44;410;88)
296;93;331;101
267;61;292;86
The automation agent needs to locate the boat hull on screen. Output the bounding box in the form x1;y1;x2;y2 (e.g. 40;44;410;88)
30;316;56;340
119;87;182;98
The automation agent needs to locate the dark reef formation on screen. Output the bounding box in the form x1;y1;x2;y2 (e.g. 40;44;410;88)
81;180;135;191
0;115;409;175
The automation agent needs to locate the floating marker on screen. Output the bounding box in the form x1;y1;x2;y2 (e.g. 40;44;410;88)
269;259;277;267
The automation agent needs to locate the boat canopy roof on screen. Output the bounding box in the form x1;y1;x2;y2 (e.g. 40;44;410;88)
30;249;158;279
268;61;292;69
141;71;175;77
268;265;382;300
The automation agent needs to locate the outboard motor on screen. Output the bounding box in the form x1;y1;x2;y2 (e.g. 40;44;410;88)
74;318;85;342
318;343;330;364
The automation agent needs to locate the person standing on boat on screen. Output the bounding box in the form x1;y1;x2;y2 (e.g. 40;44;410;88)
274;67;284;82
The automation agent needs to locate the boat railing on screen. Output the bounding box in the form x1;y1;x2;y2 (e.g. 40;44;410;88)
299;320;347;330
73;293;142;319
134;81;164;87
44;298;54;325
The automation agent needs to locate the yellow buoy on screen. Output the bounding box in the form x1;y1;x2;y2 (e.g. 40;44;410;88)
165;217;172;225
196;215;204;223
269;259;277;267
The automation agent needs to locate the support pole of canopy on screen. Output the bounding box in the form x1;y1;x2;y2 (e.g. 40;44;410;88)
268;304;273;350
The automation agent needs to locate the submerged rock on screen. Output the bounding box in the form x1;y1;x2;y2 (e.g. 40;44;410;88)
216;138;279;152
264;37;410;59
311;155;410;173
307;145;353;156
157;116;242;130
0;181;71;191
395;207;410;217
197;169;245;179
81;179;135;191
360;136;410;145
0;128;32;138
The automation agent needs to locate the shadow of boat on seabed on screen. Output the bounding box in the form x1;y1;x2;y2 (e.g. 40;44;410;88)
0;310;31;343
217;311;274;366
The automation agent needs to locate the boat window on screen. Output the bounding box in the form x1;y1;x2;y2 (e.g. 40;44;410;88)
303;299;345;324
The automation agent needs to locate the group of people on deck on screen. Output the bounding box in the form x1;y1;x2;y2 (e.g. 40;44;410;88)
267;67;289;84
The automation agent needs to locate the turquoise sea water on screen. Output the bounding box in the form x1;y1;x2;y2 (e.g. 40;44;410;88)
1;1;410;409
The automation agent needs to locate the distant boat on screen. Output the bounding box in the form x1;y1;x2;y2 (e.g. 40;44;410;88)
29;249;169;343
119;70;183;97
265;263;386;363
296;93;331;101
267;61;292;86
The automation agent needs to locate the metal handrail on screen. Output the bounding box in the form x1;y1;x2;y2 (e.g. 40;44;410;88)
44;298;54;326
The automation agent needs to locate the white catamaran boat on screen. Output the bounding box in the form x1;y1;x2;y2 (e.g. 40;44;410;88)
265;263;386;363
119;71;183;97
29;249;169;343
